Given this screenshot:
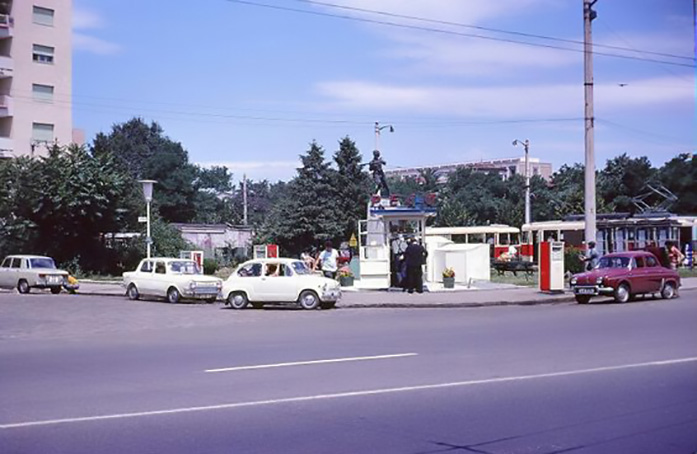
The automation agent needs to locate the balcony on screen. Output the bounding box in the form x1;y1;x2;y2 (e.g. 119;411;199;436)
0;136;12;157
0;14;12;39
0;94;12;117
0;55;12;78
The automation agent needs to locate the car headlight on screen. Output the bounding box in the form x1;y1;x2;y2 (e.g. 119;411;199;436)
189;281;197;290
570;277;577;285
596;276;604;285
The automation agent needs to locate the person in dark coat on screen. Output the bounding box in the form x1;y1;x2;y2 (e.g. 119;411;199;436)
403;238;428;294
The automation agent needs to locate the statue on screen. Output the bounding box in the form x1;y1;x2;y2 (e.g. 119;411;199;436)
365;150;390;197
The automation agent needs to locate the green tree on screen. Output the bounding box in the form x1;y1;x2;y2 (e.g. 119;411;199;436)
92;118;198;223
333;136;371;238
657;153;697;214
598;153;655;214
264;141;343;254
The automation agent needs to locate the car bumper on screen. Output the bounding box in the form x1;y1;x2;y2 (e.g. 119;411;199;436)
321;289;342;302
571;285;615;296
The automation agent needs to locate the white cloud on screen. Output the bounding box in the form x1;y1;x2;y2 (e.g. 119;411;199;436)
72;6;121;55
316;76;693;118
73;7;103;30
73;33;121;55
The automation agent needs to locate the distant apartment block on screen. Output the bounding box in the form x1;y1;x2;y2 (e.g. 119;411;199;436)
385;157;554;183
0;0;73;158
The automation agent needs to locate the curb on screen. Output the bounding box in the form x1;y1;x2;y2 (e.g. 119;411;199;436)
339;296;575;309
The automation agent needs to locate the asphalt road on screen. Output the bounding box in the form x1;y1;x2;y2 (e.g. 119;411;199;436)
1;292;696;454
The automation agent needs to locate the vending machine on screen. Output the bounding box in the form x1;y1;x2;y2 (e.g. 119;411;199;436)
539;241;565;292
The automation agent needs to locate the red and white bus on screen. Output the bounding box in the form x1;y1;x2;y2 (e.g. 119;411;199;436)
425;225;533;261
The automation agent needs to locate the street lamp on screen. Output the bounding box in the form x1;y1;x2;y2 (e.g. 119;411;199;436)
512;139;531;226
374;121;394;152
138;180;157;258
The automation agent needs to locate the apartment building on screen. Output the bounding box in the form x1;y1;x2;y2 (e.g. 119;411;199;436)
0;0;73;158
385;156;554;183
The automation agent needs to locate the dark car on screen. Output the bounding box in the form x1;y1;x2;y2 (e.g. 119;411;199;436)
570;251;680;304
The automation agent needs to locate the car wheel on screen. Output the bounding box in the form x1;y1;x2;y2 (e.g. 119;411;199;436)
614;283;631;303
298;290;320;310
574;295;591;304
661;282;676;299
251;302;264;309
227;291;248;309
17;280;30;294
127;284;139;301
320;301;336;310
50;287;61;295
167;287;181;304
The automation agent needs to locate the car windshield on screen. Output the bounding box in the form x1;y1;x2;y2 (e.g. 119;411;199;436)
291;261;312;275
597;256;630;269
169;261;201;275
30;258;56;269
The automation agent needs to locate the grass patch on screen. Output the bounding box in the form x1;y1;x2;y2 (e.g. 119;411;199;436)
679;268;697;278
490;270;538;287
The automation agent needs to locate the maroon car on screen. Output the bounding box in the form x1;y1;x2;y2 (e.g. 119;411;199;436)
570;251;680;304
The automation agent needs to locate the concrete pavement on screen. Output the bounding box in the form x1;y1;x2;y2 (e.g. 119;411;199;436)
1;293;696;453
73;277;697;308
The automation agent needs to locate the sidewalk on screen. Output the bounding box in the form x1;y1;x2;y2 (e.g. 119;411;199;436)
76;277;697;309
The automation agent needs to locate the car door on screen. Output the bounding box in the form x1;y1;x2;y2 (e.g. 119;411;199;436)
151;261;169;297
10;257;24;288
629;256;649;294
233;262;265;301
264;263;299;301
135;260;154;294
642;255;663;293
0;257;13;287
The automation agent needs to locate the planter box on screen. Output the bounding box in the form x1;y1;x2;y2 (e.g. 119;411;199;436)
443;277;455;289
339;276;354;287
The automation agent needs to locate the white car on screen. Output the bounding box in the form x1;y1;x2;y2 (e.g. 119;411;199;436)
123;258;223;304
223;258;341;310
0;255;69;294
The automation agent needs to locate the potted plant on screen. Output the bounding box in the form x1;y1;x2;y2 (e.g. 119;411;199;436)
442;267;455;289
338;267;354;287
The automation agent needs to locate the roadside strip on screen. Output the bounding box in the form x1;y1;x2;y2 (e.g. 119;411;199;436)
3;356;696;430
205;353;418;373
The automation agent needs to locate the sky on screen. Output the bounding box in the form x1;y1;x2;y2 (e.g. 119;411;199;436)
72;0;695;183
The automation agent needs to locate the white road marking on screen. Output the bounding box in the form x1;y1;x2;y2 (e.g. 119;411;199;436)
204;353;419;373
2;356;696;430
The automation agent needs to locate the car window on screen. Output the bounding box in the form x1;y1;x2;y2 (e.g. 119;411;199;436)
635;257;645;268
597;256;630;269
282;264;293;277
291;261;311;275
30;257;56;269
645;256;657;267
238;262;262;277
1;257;10;268
169;261;200;275
155;261;166;274
10;258;22;269
140;261;153;273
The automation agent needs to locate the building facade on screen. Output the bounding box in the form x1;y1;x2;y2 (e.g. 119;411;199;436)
385;157;553;183
0;0;73;158
171;224;254;265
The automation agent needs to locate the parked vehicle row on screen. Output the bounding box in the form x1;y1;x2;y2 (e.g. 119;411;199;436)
121;257;341;310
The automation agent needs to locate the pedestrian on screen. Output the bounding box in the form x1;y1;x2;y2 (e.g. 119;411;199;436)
666;241;685;270
315;240;339;279
403;238;428;294
579;241;599;271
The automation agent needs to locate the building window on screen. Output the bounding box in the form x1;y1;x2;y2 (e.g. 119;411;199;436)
32;123;54;142
32;84;54;102
33;6;55;26
32;44;54;64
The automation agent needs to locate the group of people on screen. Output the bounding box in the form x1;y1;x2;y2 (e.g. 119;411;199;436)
579;240;687;271
301;241;350;279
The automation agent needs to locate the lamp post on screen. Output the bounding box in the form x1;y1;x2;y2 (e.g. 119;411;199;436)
374;121;394;153
138;180;157;258
512;139;531;226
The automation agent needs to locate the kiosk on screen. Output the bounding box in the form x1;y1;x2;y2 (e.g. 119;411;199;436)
357;195;436;289
539;241;565;292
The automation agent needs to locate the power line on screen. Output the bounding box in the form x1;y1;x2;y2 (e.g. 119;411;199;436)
225;0;696;68
294;0;695;62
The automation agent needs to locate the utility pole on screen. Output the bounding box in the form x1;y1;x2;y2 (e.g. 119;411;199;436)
374;121;394;153
583;0;598;247
242;173;248;226
513;139;531;225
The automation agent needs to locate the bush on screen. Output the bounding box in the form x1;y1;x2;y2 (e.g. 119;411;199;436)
203;258;218;275
564;246;585;274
